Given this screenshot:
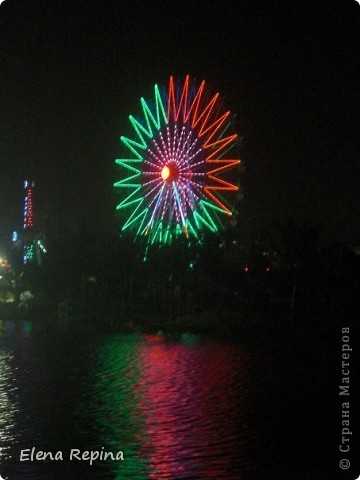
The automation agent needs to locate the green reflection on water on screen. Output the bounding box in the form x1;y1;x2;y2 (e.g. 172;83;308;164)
76;333;148;479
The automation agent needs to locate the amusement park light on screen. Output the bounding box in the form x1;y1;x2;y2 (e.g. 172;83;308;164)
114;75;241;245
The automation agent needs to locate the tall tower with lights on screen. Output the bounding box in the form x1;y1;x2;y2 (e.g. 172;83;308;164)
23;180;35;264
22;180;47;265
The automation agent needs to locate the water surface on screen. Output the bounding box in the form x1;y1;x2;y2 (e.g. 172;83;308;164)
0;317;333;479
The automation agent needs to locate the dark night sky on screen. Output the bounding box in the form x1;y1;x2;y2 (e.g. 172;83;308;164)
0;0;359;244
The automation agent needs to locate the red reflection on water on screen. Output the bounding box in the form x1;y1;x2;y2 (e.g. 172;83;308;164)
142;334;166;343
135;340;251;479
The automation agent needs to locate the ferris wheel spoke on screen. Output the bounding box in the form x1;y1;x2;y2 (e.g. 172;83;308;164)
145;183;166;233
172;182;188;237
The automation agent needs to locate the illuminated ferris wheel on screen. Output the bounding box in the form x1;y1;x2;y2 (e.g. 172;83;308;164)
114;75;241;245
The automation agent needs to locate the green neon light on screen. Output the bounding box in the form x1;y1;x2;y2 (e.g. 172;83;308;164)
193;211;216;232
122;202;148;231
140;85;167;133
154;84;168;124
150;222;164;245
135;207;149;235
185;219;199;239
163;225;171;244
129;115;153;144
120;136;146;158
200;199;228;215
193;200;223;232
115;186;142;210
121;86;167;158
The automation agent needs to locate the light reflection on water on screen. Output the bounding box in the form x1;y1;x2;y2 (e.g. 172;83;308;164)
81;334;254;479
135;340;251;479
0;318;293;479
0;348;18;464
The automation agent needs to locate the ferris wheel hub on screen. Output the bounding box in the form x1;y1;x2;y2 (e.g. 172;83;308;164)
161;162;179;182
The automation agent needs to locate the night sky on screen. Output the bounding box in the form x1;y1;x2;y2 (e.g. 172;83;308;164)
1;0;359;245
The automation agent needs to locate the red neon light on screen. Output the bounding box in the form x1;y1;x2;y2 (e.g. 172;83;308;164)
167;75;190;123
166;76;240;217
191;92;219;131
204;133;238;158
183;79;206;124
24;187;34;229
198;110;230;142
